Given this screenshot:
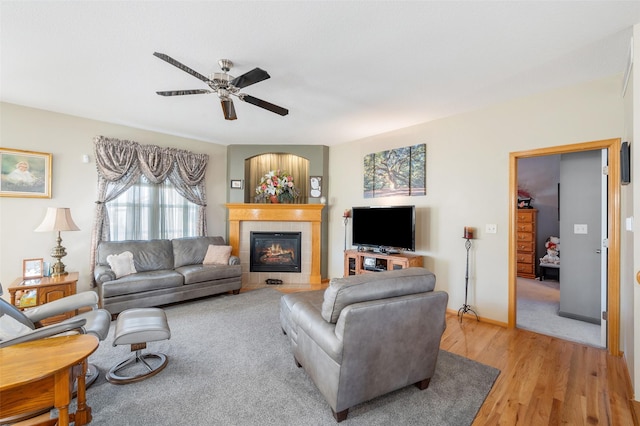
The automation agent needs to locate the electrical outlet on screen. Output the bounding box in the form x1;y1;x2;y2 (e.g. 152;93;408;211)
485;224;497;234
574;224;588;234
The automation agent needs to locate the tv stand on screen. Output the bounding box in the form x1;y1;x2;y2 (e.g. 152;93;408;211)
344;250;423;276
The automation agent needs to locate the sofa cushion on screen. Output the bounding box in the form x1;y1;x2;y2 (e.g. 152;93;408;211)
203;244;232;265
321;267;436;324
106;251;137;278
172;236;227;268
175;264;242;285
97;240;174;272
100;270;183;298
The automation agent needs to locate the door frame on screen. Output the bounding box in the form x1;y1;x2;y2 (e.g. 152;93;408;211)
508;138;621;356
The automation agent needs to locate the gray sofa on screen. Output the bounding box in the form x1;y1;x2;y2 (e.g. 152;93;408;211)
94;236;242;315
280;267;448;422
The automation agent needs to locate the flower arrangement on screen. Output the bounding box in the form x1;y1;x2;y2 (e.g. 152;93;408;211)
255;170;300;203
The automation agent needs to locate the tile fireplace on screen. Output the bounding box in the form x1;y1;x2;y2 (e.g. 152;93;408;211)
250;232;302;273
225;203;324;286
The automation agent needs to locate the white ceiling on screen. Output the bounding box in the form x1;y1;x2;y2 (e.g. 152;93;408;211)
2;1;639;146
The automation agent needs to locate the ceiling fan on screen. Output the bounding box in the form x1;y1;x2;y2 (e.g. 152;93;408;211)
153;52;288;120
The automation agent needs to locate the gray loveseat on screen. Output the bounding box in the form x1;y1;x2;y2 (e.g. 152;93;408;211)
280;267;448;422
94;236;242;315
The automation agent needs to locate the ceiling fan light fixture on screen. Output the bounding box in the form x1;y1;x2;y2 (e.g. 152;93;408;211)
221;98;237;121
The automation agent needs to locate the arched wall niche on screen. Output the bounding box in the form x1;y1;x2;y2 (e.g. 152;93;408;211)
244;153;309;203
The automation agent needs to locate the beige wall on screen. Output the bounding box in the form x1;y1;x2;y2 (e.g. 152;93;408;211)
328;74;625;326
0;103;228;294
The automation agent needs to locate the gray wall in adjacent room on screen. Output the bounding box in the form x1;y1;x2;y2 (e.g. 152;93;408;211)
518;155;560;259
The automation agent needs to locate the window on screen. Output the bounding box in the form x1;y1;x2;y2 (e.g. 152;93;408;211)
106;176;198;241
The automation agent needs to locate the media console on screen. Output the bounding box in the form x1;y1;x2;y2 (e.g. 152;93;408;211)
343;249;423;276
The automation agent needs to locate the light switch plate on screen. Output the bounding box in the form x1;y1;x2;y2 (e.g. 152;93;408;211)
574;224;588;234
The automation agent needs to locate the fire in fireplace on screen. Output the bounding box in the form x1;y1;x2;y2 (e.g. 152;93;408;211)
250;232;302;273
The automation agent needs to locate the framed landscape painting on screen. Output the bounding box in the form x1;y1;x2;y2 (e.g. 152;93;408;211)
0;148;52;198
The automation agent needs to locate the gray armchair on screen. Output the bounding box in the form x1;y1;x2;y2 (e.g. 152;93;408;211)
0;290;110;354
280;268;448;422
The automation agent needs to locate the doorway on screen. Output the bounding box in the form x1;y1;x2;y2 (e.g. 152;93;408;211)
516;152;603;347
508;138;621;356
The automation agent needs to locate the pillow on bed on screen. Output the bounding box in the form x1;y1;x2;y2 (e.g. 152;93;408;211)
106;251;137;279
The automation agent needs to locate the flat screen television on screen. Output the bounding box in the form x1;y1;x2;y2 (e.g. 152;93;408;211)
351;205;415;252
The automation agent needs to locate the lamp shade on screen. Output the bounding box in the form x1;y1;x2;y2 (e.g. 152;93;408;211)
34;207;80;232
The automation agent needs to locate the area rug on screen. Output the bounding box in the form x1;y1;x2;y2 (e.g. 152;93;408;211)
80;289;499;425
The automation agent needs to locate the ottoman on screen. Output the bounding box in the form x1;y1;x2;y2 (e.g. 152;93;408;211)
106;308;171;384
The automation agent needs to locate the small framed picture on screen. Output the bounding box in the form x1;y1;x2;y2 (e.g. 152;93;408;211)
310;176;322;198
23;258;44;279
230;179;243;189
0;148;52;198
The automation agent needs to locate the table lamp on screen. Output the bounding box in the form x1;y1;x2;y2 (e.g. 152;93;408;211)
34;207;80;276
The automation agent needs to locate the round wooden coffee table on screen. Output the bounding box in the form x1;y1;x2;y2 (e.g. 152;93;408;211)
0;334;99;426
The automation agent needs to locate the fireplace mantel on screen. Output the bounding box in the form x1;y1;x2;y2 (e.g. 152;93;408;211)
225;203;324;284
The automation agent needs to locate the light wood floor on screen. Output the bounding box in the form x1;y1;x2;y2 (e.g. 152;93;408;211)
442;314;636;425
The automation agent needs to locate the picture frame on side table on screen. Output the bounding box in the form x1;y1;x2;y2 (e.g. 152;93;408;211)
230;179;243;189
0;148;52;198
23;258;44;279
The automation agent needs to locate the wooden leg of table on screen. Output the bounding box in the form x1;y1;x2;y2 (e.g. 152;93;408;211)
53;369;71;426
73;359;92;426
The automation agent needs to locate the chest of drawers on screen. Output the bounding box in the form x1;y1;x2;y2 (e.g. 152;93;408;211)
516;209;537;279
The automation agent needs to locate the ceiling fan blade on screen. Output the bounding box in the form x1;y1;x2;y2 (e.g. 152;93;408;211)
221;99;237;120
230;68;270;89
241;95;289;116
153;52;210;83
156;89;211;96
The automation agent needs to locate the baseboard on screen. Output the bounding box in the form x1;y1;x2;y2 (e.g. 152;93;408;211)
446;308;507;328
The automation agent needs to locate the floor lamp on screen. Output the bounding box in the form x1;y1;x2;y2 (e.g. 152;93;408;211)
458;226;479;322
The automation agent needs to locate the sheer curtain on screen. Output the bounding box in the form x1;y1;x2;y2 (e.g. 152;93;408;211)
90;136;208;281
245;153;309;203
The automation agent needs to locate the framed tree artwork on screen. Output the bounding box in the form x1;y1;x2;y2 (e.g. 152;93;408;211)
363;144;426;198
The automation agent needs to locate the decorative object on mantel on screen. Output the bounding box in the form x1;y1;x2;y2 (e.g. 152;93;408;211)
254;169;300;203
34;207;80;276
309;176;322;198
458;226;479;322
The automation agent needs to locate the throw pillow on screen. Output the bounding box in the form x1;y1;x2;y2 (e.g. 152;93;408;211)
0;314;33;341
106;251;137;279
203;244;232;265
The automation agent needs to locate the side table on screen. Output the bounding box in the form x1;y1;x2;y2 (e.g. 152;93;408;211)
8;272;79;325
